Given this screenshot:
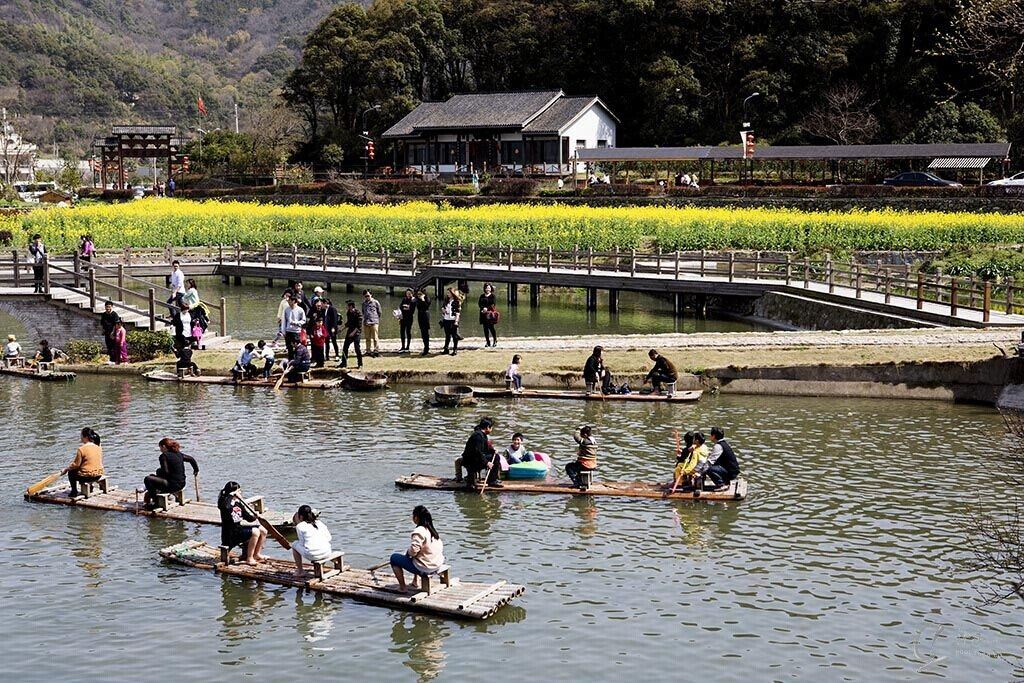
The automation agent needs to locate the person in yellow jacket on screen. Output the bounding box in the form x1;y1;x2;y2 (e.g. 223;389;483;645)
670;431;708;494
63;427;104;497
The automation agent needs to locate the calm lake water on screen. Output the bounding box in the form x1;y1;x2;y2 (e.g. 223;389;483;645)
1;376;1021;680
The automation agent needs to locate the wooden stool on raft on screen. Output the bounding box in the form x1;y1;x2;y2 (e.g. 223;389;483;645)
219;545;238;565
154;489;187;511
660;381;677;397
79;477;109;498
312;551;346;581
578;470;595;491
37;361;53;372
420;565;452;596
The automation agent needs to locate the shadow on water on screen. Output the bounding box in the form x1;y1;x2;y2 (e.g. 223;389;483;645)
389;613;451;681
217;577;287;648
294;589;339;649
67;513;105;588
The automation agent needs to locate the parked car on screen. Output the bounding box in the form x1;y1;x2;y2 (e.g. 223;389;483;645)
988;171;1024;187
882;171;962;187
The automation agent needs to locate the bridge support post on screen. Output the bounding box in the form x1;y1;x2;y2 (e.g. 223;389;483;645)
73;252;81;288
118;264;125;301
222;275;230;285
12;250;19;288
530;284;540;308
609;289;619;313
346;283;354;293
324;282;331;291
695;294;707;317
434;278;443;300
220;297;228;336
267;279;274;288
88;269;96;311
233;276;242;285
388;286;395;296
148;288;157;331
586;288;598;312
673;293;685;317
507;283;518;306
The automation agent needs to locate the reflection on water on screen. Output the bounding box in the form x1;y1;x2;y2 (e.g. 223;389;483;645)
390;614;451;681
0;376;1022;679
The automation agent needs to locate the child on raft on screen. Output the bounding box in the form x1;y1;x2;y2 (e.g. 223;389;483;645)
671;430;708;494
502;432;533;464
506;354;523;392
291;505;334;578
4;334;22;364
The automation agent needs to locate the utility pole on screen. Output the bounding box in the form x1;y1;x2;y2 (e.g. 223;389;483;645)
234;102;240;134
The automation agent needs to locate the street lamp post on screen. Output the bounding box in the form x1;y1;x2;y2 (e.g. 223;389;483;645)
360;104;381;178
740;92;760;180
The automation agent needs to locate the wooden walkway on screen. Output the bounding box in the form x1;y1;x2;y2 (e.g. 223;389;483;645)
161;540;525;620
6;246;1024;328
472;387;703;402
396;473;748;501
27;485;293;529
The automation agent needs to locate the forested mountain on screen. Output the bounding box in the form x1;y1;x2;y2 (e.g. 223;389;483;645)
0;0;347;153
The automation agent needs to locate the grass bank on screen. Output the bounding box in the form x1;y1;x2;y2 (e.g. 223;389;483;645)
8;198;1024;253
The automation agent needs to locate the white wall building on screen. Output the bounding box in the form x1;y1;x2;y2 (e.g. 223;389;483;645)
382;90;618;176
0;112;37;183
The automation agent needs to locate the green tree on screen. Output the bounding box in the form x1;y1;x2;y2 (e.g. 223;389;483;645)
901;101;1004;143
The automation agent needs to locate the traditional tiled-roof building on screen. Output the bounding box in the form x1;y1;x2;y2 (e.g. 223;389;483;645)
382;90;617;176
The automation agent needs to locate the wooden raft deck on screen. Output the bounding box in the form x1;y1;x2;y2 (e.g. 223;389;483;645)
143;370;344;390
396;473;747;501
161;541;525;621
27;485;293;529
0;366;76;381
472;387;702;403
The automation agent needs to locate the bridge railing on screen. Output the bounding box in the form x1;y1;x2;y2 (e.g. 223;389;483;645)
2;246;1012;323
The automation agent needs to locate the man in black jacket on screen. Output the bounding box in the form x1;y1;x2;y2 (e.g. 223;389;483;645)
415;289;431;355
583;346;613;394
340;300;363;369
99;301;121;364
455;418;501;488
644;349;679;392
704;426;741;490
324;299;340;360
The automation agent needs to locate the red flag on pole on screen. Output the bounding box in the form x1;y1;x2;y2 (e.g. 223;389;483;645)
197;96;208;116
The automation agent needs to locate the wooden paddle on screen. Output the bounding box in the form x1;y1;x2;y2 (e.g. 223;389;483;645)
272;363;289;393
193;473;201;503
237;496;291;550
26;470;65;496
367;561;391;574
478;455;498;496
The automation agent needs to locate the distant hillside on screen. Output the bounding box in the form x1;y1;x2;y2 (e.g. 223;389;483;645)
0;0;346;153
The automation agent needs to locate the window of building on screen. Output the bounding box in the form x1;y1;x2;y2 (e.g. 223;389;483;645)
576;139;586;148
597;139;608;148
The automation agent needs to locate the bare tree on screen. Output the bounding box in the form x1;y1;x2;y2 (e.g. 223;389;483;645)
941;0;1024;109
801;84;880;145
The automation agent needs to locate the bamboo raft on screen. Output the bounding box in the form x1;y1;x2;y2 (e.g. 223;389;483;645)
472;387;703;403
396;473;747;501
161;540;525;621
0;365;76;381
143;370;344;390
26;485;293;529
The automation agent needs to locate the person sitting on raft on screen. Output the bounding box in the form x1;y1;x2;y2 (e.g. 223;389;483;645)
63;427;104;497
143;438;199;509
175;345;200;377
506;354;523;392
454;417;502;488
643;349;678;392
583;346;613;394
4;334;22;364
503;432;533;464
566;425;597;487
231;343;259;382
32;339;67;367
283;338;312;383
701;426;741;491
389;505;446;594
291;505;334;578
217;481;268;566
671;430;708;494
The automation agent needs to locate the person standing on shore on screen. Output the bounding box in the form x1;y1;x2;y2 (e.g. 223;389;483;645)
79;234;95;267
324;298;340;361
478;283;498;348
100;301;121;365
415;289;431;355
398;288;415;353
362;290;382;357
441;287;463;356
29;234;46;293
340;300;363;369
283;297;306;360
113;320;128;364
167;260;186;306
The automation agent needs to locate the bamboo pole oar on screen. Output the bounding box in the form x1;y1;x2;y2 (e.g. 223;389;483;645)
237;497;291;550
194;474;201;503
478;456;498;496
367;561;391;573
26;470;64;496
272;364;289;393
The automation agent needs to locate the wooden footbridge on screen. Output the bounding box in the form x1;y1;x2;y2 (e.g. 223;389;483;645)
4;244;1024;328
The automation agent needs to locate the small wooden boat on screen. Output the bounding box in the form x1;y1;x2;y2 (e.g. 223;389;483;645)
27;483;293;529
161;540;524;621
472;387;702;403
341;370;388;391
396;473;747;501
0;365;76;381
432;384;475;407
143;369;344;390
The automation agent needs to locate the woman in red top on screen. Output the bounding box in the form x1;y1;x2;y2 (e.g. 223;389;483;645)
310;314;328;368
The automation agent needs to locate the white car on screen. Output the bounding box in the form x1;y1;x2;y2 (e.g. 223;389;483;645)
988;171;1024;186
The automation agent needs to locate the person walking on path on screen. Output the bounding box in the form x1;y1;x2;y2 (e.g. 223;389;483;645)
79;234;95;267
398;288;416;353
361;290;382;357
479;283;499;348
415;289;431;355
340;300;363;369
100;301;121;365
29;234;46;293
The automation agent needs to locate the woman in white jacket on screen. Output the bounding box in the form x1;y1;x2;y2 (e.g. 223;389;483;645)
389;505;445;593
291;505;334;577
